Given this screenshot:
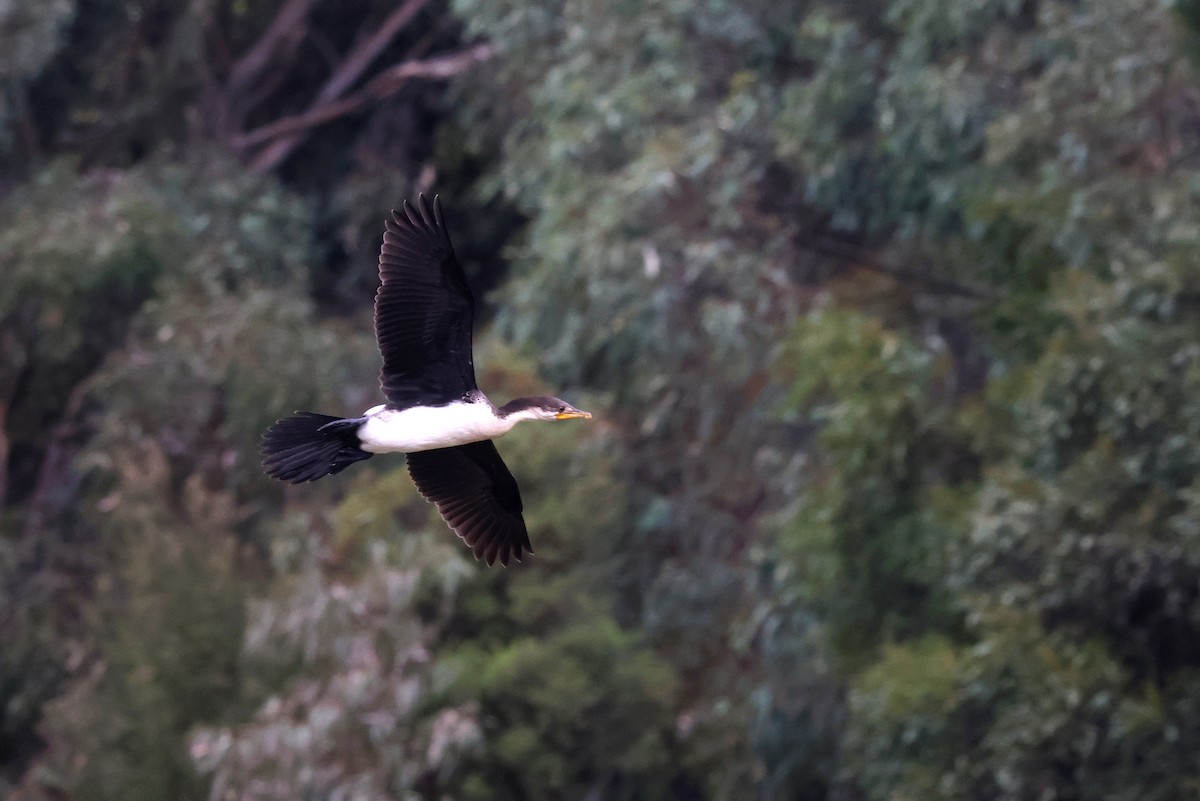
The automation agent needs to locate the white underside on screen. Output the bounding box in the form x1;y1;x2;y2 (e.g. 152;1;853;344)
357;401;516;454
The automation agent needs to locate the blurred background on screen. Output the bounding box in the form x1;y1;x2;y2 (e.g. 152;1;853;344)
3;0;1200;799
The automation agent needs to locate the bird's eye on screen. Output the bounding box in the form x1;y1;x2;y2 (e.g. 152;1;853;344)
558;406;566;413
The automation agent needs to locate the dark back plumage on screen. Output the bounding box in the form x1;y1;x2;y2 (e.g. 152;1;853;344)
375;195;477;408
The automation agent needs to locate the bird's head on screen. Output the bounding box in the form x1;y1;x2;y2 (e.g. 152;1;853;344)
499;395;592;423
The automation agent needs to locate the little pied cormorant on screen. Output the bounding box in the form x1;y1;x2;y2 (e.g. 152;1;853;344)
261;194;590;566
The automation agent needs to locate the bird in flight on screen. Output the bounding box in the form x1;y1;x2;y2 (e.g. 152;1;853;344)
261;195;591;566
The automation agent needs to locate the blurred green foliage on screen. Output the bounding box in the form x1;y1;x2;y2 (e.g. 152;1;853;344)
4;0;1200;799
765;0;1200;797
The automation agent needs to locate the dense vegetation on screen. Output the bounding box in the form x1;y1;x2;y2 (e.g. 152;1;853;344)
3;0;1200;799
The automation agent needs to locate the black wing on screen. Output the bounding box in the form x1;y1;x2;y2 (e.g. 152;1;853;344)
375;194;477;408
406;441;532;567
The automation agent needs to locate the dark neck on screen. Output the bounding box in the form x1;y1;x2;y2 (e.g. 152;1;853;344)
498;395;559;418
498;397;538;418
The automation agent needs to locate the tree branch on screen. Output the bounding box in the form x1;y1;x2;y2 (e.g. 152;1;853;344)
807;235;994;301
226;0;318;99
204;0;316;142
234;44;494;151
247;0;432;174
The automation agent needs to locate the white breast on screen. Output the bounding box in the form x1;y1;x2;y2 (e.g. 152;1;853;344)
357;401;514;454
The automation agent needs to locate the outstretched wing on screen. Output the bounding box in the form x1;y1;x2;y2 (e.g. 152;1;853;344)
375;194;477;408
406;440;532;567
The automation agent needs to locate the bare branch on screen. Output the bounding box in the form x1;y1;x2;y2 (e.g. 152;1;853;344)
247;0;432;174
365;42;495;95
226;0;318;99
204;0;316;142
234;44;494;150
312;0;431;104
238;95;366;148
808;235;994;301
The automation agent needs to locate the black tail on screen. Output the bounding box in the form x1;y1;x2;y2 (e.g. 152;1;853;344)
261;412;373;483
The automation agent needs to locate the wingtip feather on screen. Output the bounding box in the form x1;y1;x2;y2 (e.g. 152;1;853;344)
432;195;446;233
402;199;420;227
416;193;435;229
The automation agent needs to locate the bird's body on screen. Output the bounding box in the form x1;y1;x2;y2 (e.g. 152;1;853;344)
261;194;590;566
357;393;545;454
